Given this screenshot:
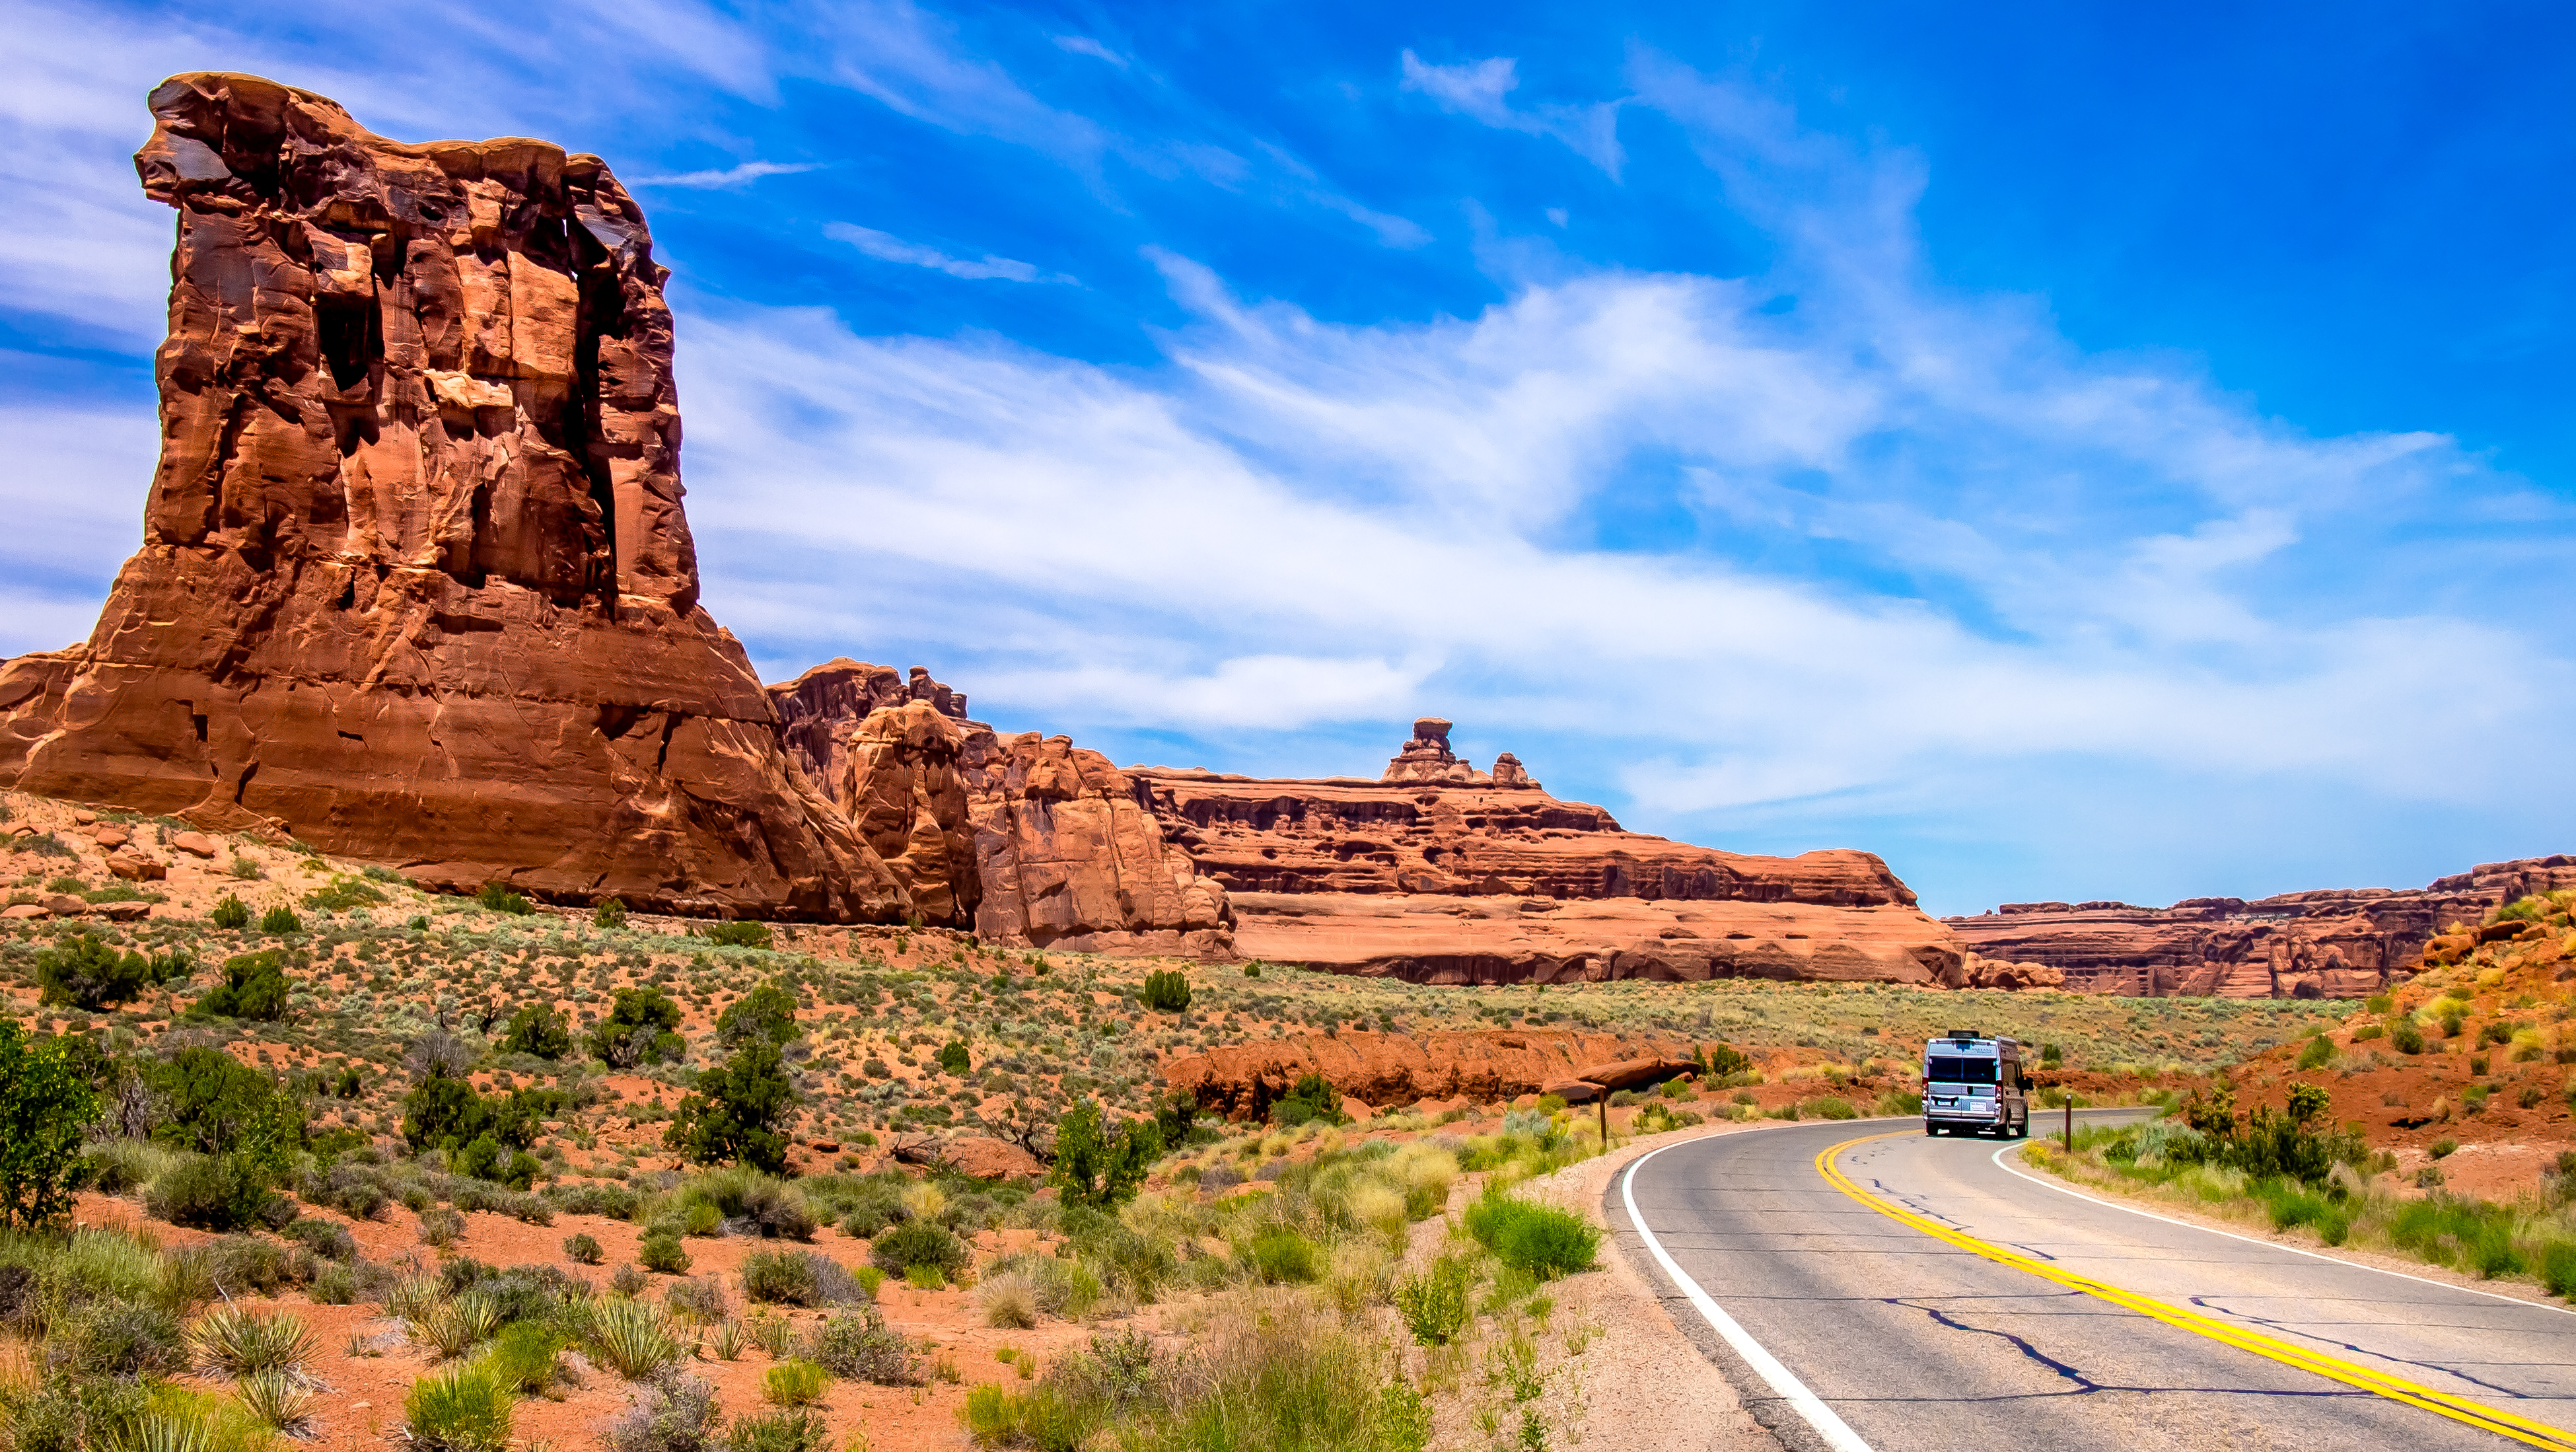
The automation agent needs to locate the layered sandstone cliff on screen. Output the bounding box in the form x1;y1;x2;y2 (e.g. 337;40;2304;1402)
1947;855;2576;998
769;670;1232;953
0;73;900;920
1127;721;1962;985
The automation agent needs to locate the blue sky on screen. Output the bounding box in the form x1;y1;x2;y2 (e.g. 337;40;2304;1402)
3;1;2571;916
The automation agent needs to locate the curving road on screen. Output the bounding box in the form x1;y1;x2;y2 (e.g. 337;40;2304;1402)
1608;1112;2576;1452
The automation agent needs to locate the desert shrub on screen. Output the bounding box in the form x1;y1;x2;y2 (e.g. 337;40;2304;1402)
592;988;686;1068
1266;1072;1345;1129
605;1373;721;1452
1394;1255;1473;1345
740;1250;865;1307
302;875;387;912
937;1040;970;1075
725;1409;830;1452
406;1363;513;1452
417;1207;466;1248
497;1004;572;1060
705;921;773;949
192;950;292;1021
55;1295;189;1382
666;1275;731;1325
587;1297;685;1379
487;1321;567;1394
1804;1097;1858;1121
2297;1035;2336;1070
402;1068;554;1187
563;1233;604;1264
869;1221;969;1280
1247;1229;1320;1285
639;1232;691;1275
1049;1101;1159;1208
1139;970;1191;1013
676;1166;816;1240
762;1359;830;1407
715;981;801;1050
1463;1186;1598;1278
549;1182;642;1220
149;1046;300;1156
36;935;180;1010
146;1153;285;1233
476;883;535;916
0;1022;101;1229
258;905;301;935
279;1216;356;1262
210;894;251;929
802;1307;918;1385
593;897;629;929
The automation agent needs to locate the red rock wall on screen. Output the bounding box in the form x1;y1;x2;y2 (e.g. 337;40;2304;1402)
1165;1028;1703;1116
1946;855;2576;998
0;73;901;920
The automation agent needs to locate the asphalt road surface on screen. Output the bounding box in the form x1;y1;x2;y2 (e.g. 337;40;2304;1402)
1609;1112;2576;1451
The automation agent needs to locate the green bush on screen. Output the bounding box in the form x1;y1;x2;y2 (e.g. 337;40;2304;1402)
2297;1035;2336;1070
715;980;802;1049
0;1021;100;1228
869;1221;969;1280
1139;970;1191;1013
192;950;292;1021
1805;1097;1857;1121
1266;1072;1345;1129
402;1068;556;1186
762;1359;831;1407
498;1004;573;1060
1048;1101;1159;1208
210;894;251;930
2390;1021;2427;1054
937;1040;971;1075
36;933;184;1009
705;921;773;949
146;1152;283;1232
486;1321;565;1393
2540;1241;2576;1299
668;1041;797;1173
302;875;388;912
563;1233;604;1265
1248;1229;1320;1285
1464;1186;1599;1278
1394;1256;1472;1345
592;897;629;929
592;988;686;1067
725;1409;830;1452
476;883;535;916
258;905;301;935
802;1307;918;1385
639;1232;692;1274
405;1363;514;1452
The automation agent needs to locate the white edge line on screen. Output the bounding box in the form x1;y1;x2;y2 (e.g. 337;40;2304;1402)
1990;1138;2576;1317
1622;1136;1878;1452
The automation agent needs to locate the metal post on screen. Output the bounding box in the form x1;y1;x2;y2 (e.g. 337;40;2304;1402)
1598;1094;1609;1153
2063;1097;2073;1151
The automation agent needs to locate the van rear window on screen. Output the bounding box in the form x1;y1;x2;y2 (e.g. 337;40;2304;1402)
1926;1056;1997;1083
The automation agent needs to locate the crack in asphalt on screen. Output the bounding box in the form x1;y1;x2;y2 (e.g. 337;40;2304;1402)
2188;1295;2546;1400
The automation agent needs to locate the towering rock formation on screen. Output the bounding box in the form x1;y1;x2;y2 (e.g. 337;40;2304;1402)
1947;855;2576;998
1127;722;1962;986
0;73;900;919
769;669;1233;953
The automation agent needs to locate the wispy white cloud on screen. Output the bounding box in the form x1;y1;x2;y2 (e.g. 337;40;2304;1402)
1052;35;1127;68
1400;50;1625;176
824;221;1071;283
629;160;821;189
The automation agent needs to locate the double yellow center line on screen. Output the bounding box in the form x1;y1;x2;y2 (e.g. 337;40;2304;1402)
1818;1132;2576;1452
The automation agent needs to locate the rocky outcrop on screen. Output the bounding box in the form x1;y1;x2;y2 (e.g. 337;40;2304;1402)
1946;855;2576;998
1164;1029;1703;1118
770;676;1233;953
1126;723;1957;985
0;73;900;920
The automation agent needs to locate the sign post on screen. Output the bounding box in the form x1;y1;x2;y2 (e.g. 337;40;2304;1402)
2063;1097;2073;1151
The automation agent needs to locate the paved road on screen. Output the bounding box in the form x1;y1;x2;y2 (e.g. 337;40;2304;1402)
1609;1113;2576;1451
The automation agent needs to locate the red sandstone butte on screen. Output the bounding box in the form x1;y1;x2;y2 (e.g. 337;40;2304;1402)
1165;1029;1701;1118
770;665;1233;954
1945;855;2576;998
0;73;899;920
1128;719;1962;986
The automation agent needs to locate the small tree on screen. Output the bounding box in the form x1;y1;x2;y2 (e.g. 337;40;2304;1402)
715;980;802;1050
477;882;535;916
667;1041;796;1173
498;1003;573;1060
592;896;628;929
210;894;251;929
0;1022;100;1228
149;1046;300;1155
193;949;292;1021
36;933;161;1010
591;988;686;1067
1048;1100;1160;1208
259;904;301;934
1139;970;1191;1013
936;1040;970;1075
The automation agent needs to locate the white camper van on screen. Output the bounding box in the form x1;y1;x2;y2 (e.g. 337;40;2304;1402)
1921;1030;2028;1138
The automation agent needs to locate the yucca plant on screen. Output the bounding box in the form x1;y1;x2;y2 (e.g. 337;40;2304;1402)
404;1364;514;1452
585;1295;683;1380
235;1369;316;1434
414;1295;503;1360
384;1271;444;1323
707;1319;746;1362
190;1305;316;1379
